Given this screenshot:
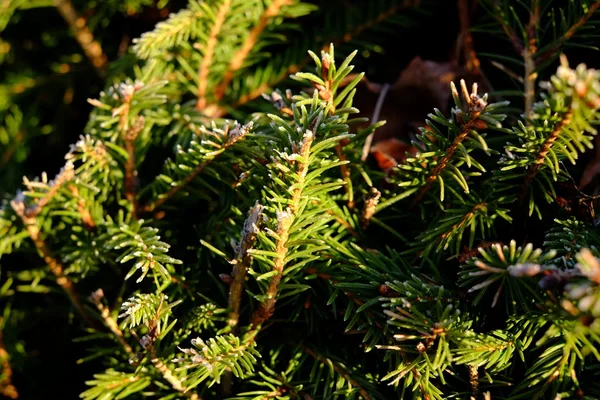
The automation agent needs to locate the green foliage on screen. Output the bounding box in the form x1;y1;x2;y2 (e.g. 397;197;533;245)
4;1;600;400
174;334;261;389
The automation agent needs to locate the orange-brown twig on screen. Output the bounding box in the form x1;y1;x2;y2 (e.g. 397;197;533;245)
214;0;291;101
54;0;107;75
11;200;96;328
0;319;18;399
196;0;232;110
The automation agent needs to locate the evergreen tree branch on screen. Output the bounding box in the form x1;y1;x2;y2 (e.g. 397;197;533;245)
124;117;144;218
536;0;600;65
196;0;233;111
303;346;372;400
215;0;292;101
23;162;75;218
523;0;540;117
521;110;573;196
68;185;96;229
149;344;200;399
53;0;107;76
228;203;264;331
457;0;480;75
248;130;314;334
140;122;251;214
10;199;96;328
0;318;18;400
413;81;486;205
89;289;134;356
335;0;420;45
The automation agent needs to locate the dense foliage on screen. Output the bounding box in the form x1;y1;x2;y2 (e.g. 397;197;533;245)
3;0;600;399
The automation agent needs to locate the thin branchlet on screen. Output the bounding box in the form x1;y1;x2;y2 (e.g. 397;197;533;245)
248;129;314;337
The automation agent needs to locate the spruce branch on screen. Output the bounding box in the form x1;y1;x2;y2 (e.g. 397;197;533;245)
228;202;265;332
457;0;480;75
173;335;259;391
335;0;421;45
124;116;144;217
10;199;96;328
521;109;573;195
303;346;373;400
523;0;540;117
412;80;489;206
249;129;314;333
53;0;107;75
23;161;75;218
0;318;18;400
68;185;96;229
215;0;292;101
360;187;381;229
536;0;600;65
141;122;252;214
196;0;233;111
126;295;199;398
89;289;134;356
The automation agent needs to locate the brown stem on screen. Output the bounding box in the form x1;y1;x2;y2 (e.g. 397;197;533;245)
207;1;419;118
303;346;372;400
338;0;420;45
523;0;540;117
413;112;482;205
326;209;359;238
227;203;264;331
522;110;573;195
492;0;524;55
197;0;232;110
148;345;199;399
124;117;144;217
90;289;134;356
457;0;480;75
24;163;75;219
141;124;248;214
53;0;107;75
0;318;18;399
214;0;291;101
11;200;96;328
435;202;487;248
69;185;96;229
538;0;600;65
360;188;381;229
468;365;479;397
248;131;314;337
336;142;355;210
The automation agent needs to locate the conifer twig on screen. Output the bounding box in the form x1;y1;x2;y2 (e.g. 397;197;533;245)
537;0;600;65
521;110;573;196
215;0;291;101
227;203;264;331
248;130;314;336
89;289;134;356
335;0;420;45
302;346;372;400
124;117;144;218
0;318;18;399
11;199;96;328
141;123;249;214
361;188;381;229
523;0;540;118
53;0;107;76
413;81;485;205
69;185;96;229
457;0;480;75
196;0;232;110
361;83;391;161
